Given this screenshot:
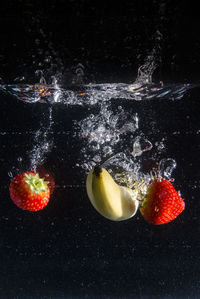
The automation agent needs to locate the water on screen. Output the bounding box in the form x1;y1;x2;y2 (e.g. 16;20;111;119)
0;8;195;188
0;19;196;189
0;81;193;104
0;77;193;188
29;106;54;172
2;3;200;297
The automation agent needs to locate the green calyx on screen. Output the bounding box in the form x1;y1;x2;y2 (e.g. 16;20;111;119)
25;173;49;194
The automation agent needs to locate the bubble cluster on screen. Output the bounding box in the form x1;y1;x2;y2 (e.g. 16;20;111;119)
77;102;140;168
29;107;54;172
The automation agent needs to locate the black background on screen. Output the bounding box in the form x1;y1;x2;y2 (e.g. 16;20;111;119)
1;0;200;84
1;1;200;298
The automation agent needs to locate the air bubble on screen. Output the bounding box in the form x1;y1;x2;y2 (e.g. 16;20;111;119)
132;136;152;157
158;158;177;180
93;155;101;163
8;172;13;178
2;79;191;182
103;146;112;156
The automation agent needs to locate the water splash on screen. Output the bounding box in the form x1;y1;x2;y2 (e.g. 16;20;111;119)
1;42;193;188
102;152;150;190
158;158;177;180
100;154;177;192
0;13;191;194
132;136;153;157
102;152;136;173
0;81;193;104
136;52;157;84
1;77;192;186
8;171;13;178
29;106;54;172
78;103;138;147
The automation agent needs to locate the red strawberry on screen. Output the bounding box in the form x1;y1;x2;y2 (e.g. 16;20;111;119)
9;172;50;211
36;165;55;194
140;179;185;225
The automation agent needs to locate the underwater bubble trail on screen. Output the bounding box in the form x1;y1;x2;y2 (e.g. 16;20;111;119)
1;78;195;186
29;106;54;171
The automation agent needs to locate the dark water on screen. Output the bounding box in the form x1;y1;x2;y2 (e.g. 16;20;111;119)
1;1;200;298
1;84;200;298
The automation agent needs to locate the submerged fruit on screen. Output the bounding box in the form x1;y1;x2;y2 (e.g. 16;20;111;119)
86;166;139;221
140;179;185;225
9;172;50;211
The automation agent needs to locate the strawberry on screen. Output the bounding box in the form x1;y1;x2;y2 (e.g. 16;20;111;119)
140;179;185;225
36;165;55;194
9;172;50;211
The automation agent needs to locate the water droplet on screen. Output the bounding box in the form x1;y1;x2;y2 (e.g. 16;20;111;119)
40;76;47;84
155;140;165;151
93;155;101;163
103;146;112;156
132;136;152;157
102;152;133;173
35;38;40;45
158;158;177;180
8;172;13;178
